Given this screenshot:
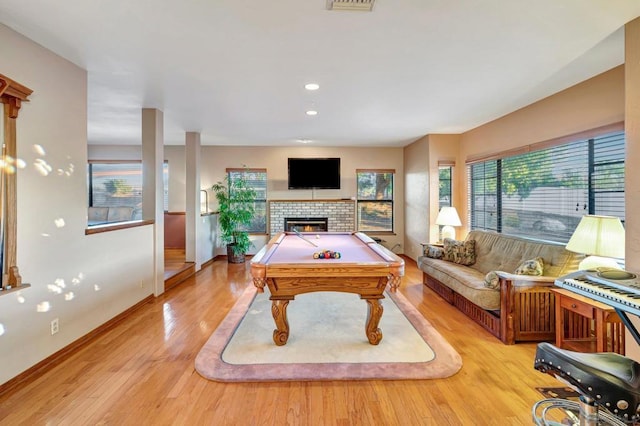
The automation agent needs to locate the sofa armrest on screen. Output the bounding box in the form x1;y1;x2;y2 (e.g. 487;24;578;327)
495;271;557;286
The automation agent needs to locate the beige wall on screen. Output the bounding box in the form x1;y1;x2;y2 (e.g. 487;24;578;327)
403;134;461;260
403;67;625;252
154;146;405;254
625;19;640;276
405;65;625;251
624;18;640;360
198;146;405;254
403;137;429;260
428;134;461;242
457;65;625;235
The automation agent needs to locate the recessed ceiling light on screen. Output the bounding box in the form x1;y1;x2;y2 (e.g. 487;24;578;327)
306;110;318;116
304;83;319;91
296;139;312;144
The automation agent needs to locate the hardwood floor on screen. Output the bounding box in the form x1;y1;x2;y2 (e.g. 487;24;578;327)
0;256;560;425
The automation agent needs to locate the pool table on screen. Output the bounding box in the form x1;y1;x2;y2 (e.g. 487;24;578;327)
250;231;405;346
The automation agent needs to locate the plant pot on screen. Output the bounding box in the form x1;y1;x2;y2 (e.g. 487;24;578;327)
226;244;246;264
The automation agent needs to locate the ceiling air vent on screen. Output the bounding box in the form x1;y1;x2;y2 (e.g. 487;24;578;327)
326;0;375;12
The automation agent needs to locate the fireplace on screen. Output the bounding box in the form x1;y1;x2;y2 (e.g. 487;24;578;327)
284;217;328;233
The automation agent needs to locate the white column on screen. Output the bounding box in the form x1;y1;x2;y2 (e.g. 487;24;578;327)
185;132;201;270
142;108;165;296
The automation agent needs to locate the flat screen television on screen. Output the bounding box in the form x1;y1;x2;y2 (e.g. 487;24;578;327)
288;158;341;189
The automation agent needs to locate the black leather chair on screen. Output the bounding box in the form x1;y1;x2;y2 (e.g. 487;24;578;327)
534;342;640;424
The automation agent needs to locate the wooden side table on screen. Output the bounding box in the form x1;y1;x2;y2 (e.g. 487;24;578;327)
552;288;625;355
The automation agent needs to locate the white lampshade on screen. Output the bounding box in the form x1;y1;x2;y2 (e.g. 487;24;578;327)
436;207;462;240
565;215;625;270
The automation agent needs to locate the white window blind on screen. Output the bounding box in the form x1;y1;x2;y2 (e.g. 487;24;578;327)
468;131;625;243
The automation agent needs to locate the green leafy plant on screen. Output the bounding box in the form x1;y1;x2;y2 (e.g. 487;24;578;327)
104;179;133;196
211;170;257;261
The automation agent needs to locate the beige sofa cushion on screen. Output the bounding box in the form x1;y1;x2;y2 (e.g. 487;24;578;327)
419;256;500;310
88;207;108;222
467;230;580;277
107;206;134;222
88;206;135;224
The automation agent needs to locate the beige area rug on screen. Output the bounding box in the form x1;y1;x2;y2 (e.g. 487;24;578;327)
195;287;462;382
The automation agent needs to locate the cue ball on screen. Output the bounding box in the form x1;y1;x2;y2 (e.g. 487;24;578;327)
315;234;320;239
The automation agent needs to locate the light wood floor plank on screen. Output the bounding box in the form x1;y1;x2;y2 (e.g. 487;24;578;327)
0;256;560;425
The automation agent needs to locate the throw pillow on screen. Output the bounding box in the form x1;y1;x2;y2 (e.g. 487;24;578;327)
442;238;476;266
484;271;500;289
424;245;444;259
514;257;544;276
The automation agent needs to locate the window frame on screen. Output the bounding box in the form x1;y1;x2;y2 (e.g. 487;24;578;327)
227;168;267;234
438;165;453;210
86;160;168;229
356;169;395;233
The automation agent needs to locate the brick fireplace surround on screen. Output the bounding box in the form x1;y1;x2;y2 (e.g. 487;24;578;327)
269;200;356;236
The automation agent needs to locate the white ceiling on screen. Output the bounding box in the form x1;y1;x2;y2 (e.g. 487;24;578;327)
2;1;640;147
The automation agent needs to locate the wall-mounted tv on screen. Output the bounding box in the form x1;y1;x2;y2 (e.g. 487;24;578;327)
288;158;341;189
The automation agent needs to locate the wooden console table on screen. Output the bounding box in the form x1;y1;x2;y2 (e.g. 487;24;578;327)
553;288;625;355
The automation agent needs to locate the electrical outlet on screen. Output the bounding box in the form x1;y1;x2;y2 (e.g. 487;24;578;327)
139;280;144;288
50;318;59;335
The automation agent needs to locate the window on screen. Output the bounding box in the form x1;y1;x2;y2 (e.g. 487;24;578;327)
469;160;499;232
357;169;394;232
88;161;169;224
438;166;452;210
468;130;625;243
228;168;267;233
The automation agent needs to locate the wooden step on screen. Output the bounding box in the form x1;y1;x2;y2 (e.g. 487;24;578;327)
164;262;195;291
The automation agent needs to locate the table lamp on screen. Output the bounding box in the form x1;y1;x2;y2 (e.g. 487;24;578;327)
565;215;625;270
436;206;462;241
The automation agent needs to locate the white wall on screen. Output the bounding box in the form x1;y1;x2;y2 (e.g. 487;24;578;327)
0;23;155;385
198;214;218;266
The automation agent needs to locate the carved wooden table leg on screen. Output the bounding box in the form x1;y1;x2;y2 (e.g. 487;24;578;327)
364;298;384;345
271;299;291;346
389;275;401;292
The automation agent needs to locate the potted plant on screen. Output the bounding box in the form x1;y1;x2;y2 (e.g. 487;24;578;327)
211;170;257;263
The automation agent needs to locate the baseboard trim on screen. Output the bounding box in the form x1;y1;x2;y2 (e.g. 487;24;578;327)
0;294;154;397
